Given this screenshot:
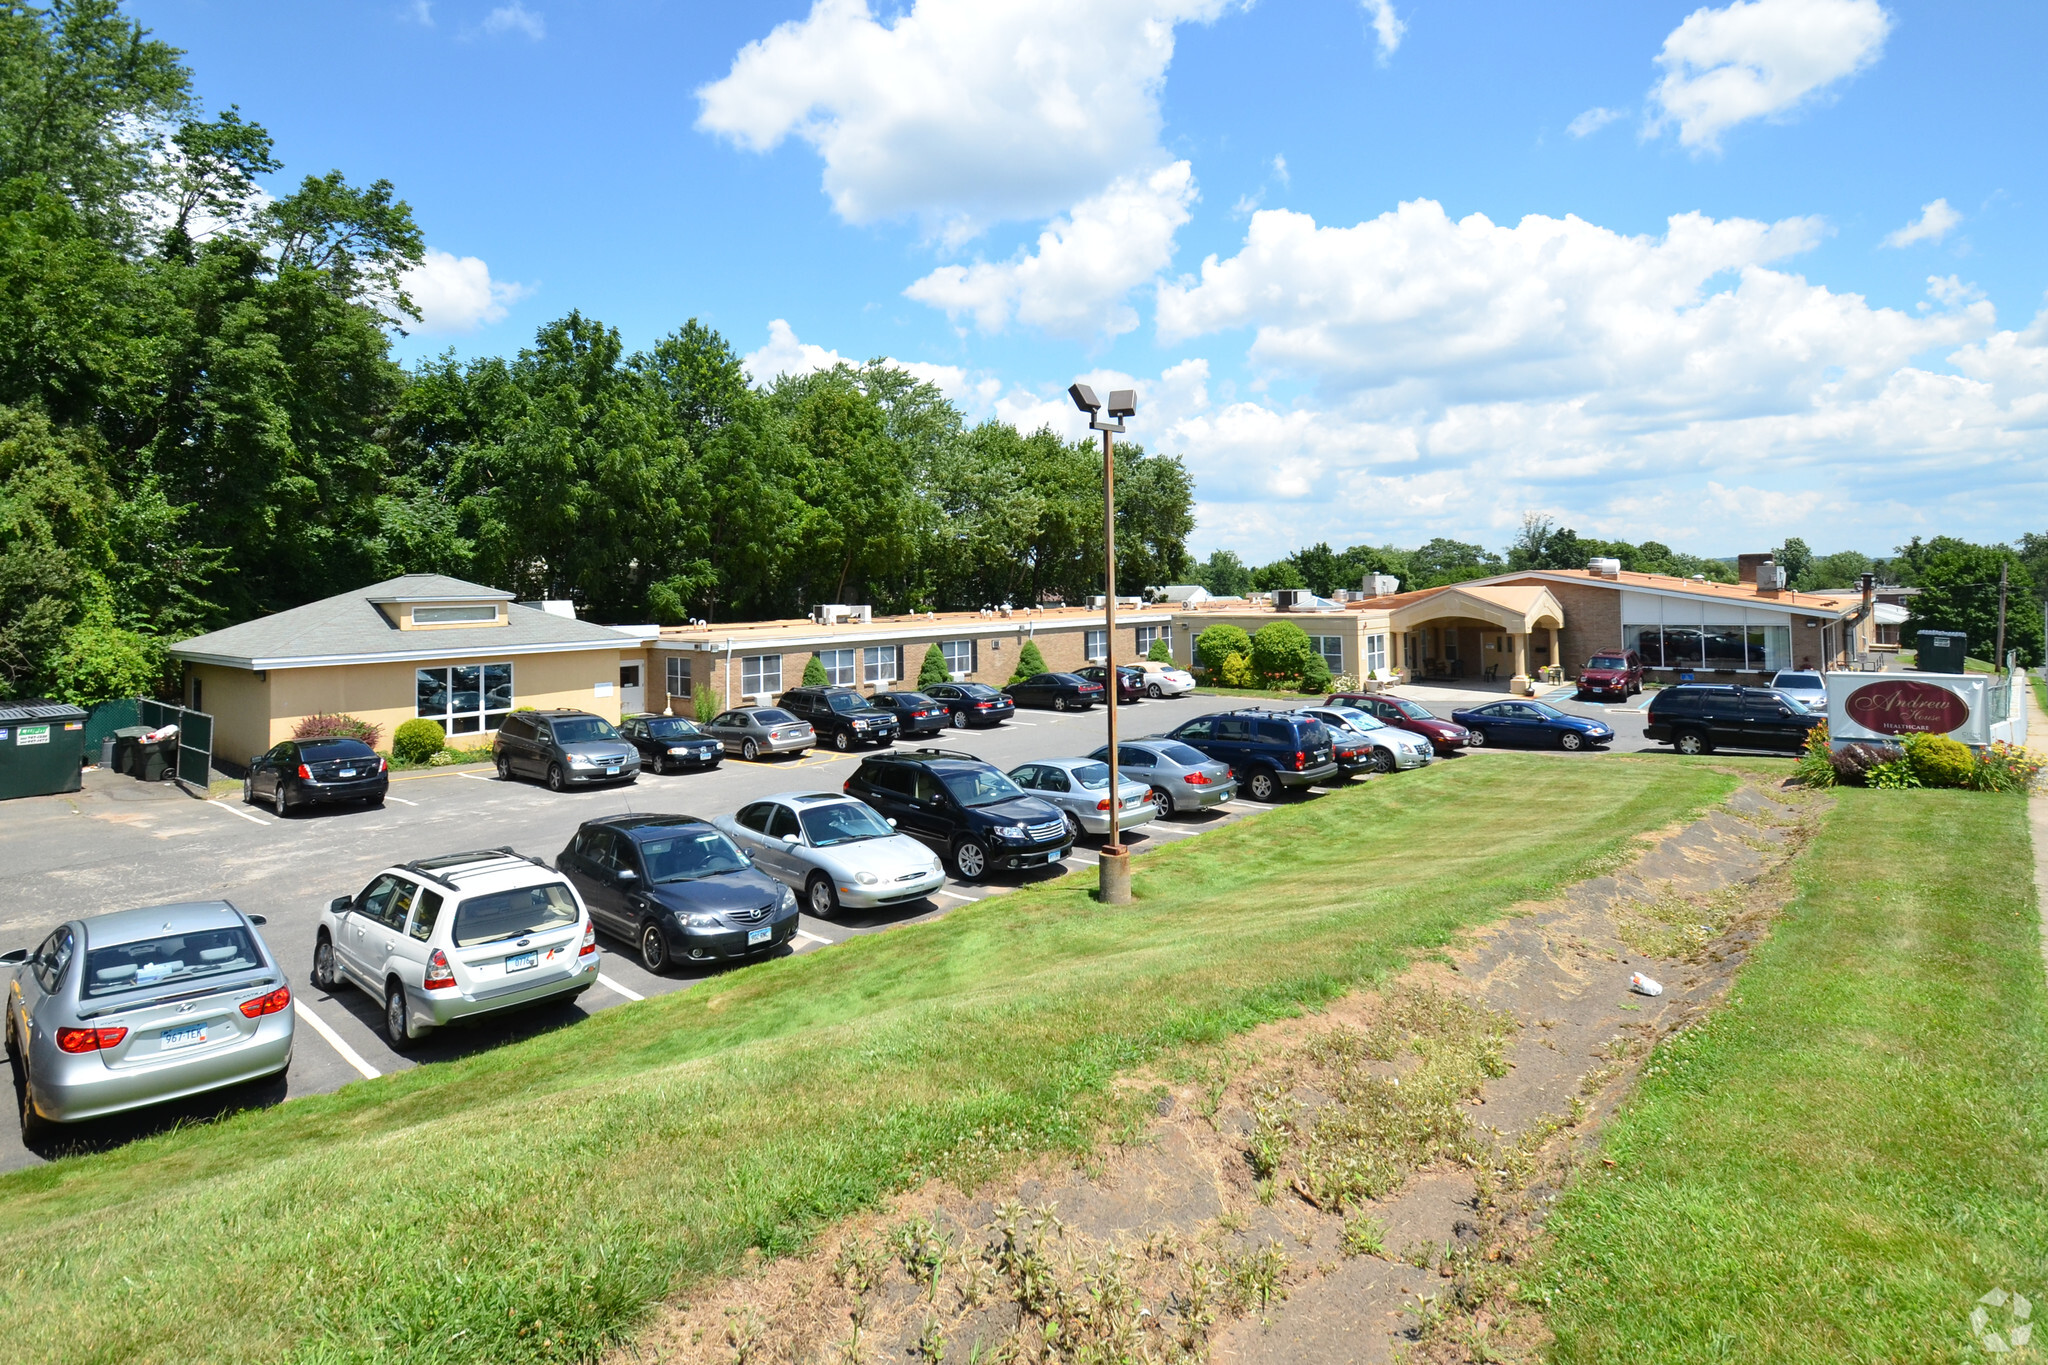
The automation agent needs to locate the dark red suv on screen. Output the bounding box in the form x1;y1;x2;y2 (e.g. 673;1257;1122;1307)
1576;650;1644;701
1327;693;1472;755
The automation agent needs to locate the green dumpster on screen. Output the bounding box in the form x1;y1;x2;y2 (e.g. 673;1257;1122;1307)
0;700;89;800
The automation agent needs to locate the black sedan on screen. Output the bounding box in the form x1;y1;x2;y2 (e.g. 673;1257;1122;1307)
867;691;952;737
558;814;800;974
620;714;723;773
1451;700;1614;751
244;738;388;815
1004;672;1104;712
1074;664;1145;704
925;681;1017;727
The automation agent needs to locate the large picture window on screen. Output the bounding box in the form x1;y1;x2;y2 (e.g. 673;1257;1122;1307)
941;639;975;677
862;646;898;684
665;655;691;698
1626;624;1789;673
741;654;782;697
417;662;512;735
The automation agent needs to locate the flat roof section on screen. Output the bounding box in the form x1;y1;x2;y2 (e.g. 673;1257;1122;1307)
653;605;1172;651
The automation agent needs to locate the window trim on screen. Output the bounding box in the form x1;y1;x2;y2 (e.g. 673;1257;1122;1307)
819;648;857;687
411;604;500;626
665;655;692;698
416;660;514;736
1084;629;1107;662
740;653;783;697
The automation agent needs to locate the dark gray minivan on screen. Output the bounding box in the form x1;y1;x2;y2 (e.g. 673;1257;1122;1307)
492;709;640;791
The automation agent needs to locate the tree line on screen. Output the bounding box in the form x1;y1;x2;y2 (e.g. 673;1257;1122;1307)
0;2;1193;705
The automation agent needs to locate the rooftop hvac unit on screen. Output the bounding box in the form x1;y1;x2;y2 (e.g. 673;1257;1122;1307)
1755;564;1787;591
1587;557;1622;579
1272;588;1307;610
809;604;873;625
1366;574;1400;596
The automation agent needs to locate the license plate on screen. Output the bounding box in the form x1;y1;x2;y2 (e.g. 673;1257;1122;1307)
161;1024;206;1049
747;926;771;946
506;951;538;972
338;768;356;778
605;765;620;775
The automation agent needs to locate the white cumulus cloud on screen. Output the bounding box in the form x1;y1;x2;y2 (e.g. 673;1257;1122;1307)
1360;0;1405;63
402;248;533;333
484;2;544;40
1568;106;1624;137
1647;0;1890;152
695;0;1231;240
904;161;1196;341
1883;198;1961;248
739;320;1003;414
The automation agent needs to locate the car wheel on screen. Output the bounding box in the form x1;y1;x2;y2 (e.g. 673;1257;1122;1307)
1465;728;1488;748
384;982;420;1052
1147;683;1164;699
274;784;289;817
1559;730;1584;752
833;730;851;752
639;921;670;974
951;837;989;880
1054;696;1070;712
806;874;838;919
741;738;761;761
1151;785;1177;817
242;777;254;805
495;752;512;780
547;763;567;792
1064;810;1085;841
1246;767;1280;802
312;933;339;991
16;1064;48;1144
947;710;964;728
1674;728;1711;756
1371;748;1396;774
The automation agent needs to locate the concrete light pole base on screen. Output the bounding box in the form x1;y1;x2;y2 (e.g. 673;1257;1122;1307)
1096;845;1133;905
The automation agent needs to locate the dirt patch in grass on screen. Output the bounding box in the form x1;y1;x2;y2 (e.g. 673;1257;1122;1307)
617;773;1819;1365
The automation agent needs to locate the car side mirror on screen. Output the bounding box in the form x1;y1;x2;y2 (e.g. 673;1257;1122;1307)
887;817;898;827
0;948;26;964
329;896;352;915
247;914;267;926
781;833;800;845
616;867;638;882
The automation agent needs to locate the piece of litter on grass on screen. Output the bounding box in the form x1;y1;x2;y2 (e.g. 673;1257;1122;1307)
1630;972;1664;997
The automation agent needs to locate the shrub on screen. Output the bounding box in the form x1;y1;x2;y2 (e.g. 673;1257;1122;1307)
1196;624;1253;676
1902;732;1974;789
1793;721;1837;788
1866;755;1921;790
917;642;950;689
391;717;446;763
1146;637;1173;664
1220;652;1255;688
1828;742;1893;785
1250;621;1316;685
1300;653;1333;694
693;686;720;723
1970;742;2044;793
295;713;383;749
802;654;829;687
1010;640;1048;684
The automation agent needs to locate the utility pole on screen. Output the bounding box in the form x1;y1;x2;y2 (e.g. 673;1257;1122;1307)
1995;559;2009;667
1069;383;1137;905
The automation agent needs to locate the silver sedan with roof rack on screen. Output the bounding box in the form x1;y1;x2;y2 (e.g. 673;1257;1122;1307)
5;901;293;1137
714;792;946;917
312;848;599;1050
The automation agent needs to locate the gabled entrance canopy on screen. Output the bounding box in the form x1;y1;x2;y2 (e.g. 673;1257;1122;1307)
1376;584;1567;690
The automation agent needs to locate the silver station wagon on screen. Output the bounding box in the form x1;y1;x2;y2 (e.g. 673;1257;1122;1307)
313;849;599;1050
5;902;294;1136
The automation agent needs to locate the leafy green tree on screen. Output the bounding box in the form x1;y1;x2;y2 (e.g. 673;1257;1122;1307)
1798;549;1873;591
916;642;949;689
2014;531;2048;607
1010;638;1048;683
1250;621;1316;684
1250;559;1306;592
1195;623;1252;676
1146;636;1172;664
802;653;829;686
1904;541;2042;667
1289;542;1342;595
1193;549;1252;597
1772;537;1813;587
1408;538;1500;588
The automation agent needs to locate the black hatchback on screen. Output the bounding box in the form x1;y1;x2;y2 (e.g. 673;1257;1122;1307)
844;748;1072;879
867;691;951;737
1004;672;1104;713
244;738;388;815
1644;685;1822;755
558;814;798;973
776;686;901;752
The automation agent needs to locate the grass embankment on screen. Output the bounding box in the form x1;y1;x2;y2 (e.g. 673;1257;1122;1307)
0;756;1730;1365
1542;789;2048;1361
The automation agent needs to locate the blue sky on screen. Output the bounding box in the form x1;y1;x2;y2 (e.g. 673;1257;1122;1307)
134;0;2048;560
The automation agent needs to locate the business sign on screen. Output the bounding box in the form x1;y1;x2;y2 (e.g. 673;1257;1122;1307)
1826;673;1987;746
15;725;49;746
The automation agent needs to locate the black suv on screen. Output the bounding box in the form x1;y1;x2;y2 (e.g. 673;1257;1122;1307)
1165;710;1339;802
776;686;901;752
844;748;1072;879
867;691;950;737
1644;685;1821;755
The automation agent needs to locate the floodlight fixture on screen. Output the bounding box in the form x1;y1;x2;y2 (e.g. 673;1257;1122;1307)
1068;383;1101;413
1106;389;1137;419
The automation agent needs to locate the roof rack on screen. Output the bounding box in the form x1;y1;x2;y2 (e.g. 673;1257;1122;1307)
402;847;550;886
891;747;982;763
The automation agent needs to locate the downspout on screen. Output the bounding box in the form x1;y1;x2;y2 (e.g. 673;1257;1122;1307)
1834;573;1878;670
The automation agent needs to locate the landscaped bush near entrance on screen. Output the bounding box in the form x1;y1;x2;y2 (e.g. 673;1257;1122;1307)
1300;652;1333;694
1250;620;1315;686
1903;731;1974;788
1010;639;1048;684
1147;637;1173;664
292;712;382;749
1196;624;1252;676
917;642;950;689
803;654;830;687
392;717;447;764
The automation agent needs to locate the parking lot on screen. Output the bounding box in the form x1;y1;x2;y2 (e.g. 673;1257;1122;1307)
0;686;1667;1171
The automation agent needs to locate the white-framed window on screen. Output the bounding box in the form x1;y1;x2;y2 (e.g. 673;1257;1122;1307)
412;604;498;625
862;646;898;684
818;648;856;686
1364;634;1388;674
941;639;974;677
416;661;513;736
741;654;781;696
1135;625;1160;655
1308;634;1345;675
665;655;691;698
1084;629;1107;662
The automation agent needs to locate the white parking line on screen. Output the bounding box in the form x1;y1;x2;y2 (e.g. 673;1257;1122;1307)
596;973;645;1002
1066;849;1100;864
292;1000;381;1079
383;794;420;806
933;888;978;902
1006;719;1038;726
794;929;832;945
208;800;273;826
459;772;496;783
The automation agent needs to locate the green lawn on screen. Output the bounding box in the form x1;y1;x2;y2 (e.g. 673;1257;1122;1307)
1541;788;2048;1362
0;756;1731;1365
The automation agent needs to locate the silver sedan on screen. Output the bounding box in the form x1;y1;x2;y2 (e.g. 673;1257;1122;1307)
1090;740;1239;816
715;792;946;917
4;902;293;1137
1006;758;1159;839
1301;705;1435;772
703;706;816;761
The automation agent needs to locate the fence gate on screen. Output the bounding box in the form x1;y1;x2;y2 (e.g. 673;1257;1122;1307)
137;698;215;790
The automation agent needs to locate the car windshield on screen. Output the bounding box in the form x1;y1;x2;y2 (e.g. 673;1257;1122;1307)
752;709;798;725
1588;657;1628;670
1069;762;1112;790
799;802;894;846
828;693;865;713
1387;698;1434;720
551;717;618;743
300;740;374;761
1527;703;1569;720
1774;673;1822;689
640;831;751;882
82;927;264;999
953;684;1001;699
1153;742;1212;767
1774;693;1812;713
646;718;701;738
939;767;1024;807
450;883;580;947
1325;707;1383;730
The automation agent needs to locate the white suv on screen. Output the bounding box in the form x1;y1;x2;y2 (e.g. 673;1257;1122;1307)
312;848;600;1050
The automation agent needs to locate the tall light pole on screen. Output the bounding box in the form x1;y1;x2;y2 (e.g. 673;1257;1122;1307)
1069;382;1137;905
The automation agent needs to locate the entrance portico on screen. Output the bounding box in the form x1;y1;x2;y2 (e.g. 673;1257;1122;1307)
1384;585;1567;694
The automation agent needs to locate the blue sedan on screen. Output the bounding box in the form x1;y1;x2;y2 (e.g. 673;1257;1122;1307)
1452;700;1613;751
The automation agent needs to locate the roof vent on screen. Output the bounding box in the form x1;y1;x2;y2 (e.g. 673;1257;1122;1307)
1587;557;1622;579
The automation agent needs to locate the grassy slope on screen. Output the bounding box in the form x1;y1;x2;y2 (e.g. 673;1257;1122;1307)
1542;789;2048;1361
0;756;1729;1365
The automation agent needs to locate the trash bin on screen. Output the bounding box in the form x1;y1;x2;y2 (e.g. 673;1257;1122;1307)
110;726;154;777
1916;630;1967;673
0;700;90;800
135;734;178;782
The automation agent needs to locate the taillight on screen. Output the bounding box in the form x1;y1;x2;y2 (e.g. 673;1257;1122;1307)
239;985;292;1017
976;701;994;709
579;922;597;957
57;1026;127;1053
377;756;389;772
1182;771;1211;785
424;949;457;989
1293;750;1306;770
1096;797;1113;810
297;763;313;779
